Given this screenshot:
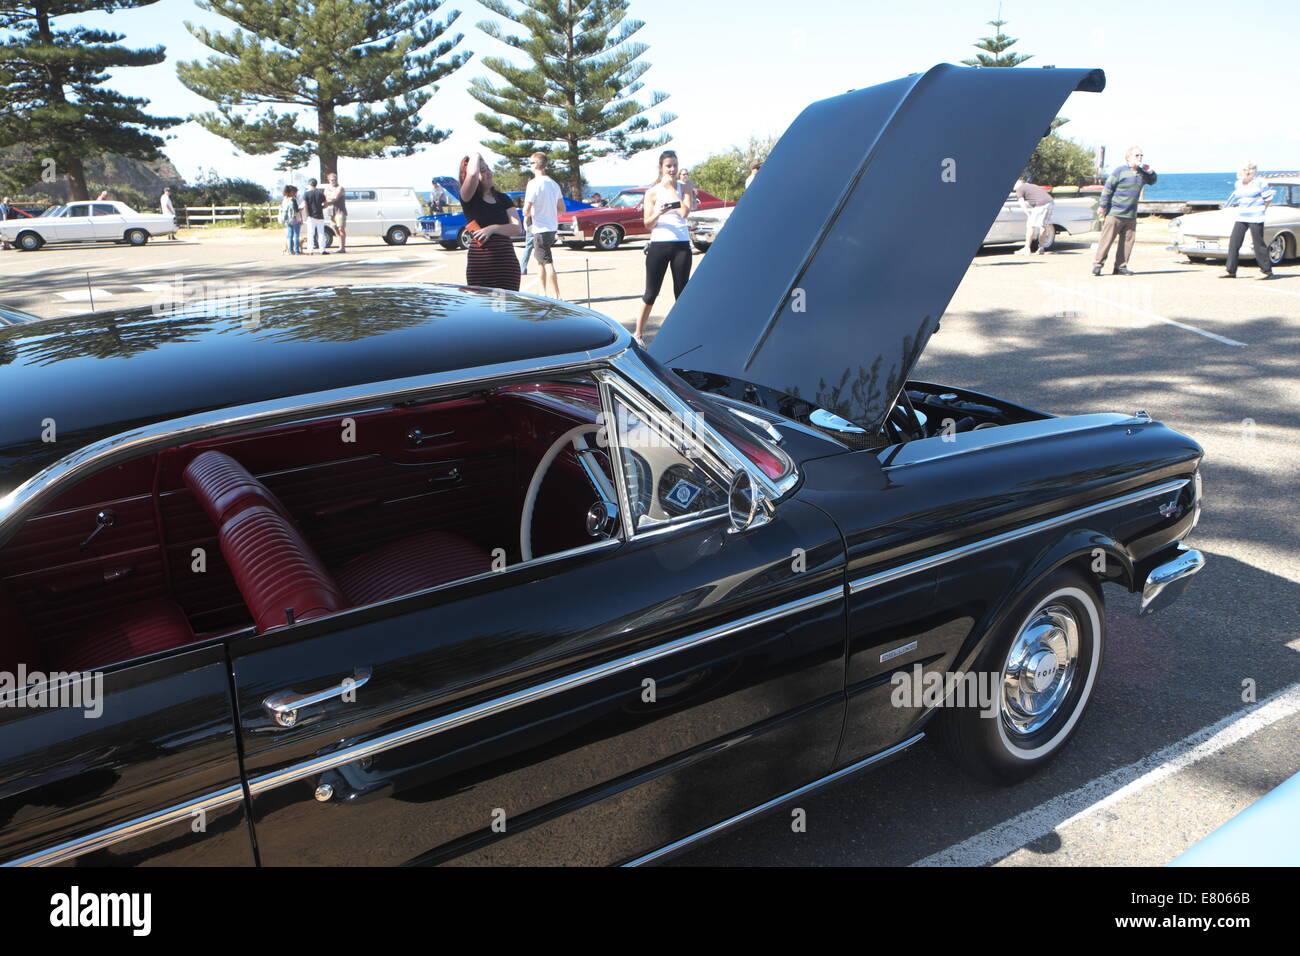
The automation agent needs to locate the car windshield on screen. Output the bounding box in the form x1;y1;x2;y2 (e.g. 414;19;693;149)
1265;183;1297;207
608;191;643;209
39;205;66;218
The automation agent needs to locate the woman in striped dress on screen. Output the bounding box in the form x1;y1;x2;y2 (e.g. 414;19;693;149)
459;152;523;290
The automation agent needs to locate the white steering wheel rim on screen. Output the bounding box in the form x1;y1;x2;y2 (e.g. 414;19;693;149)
520;423;607;562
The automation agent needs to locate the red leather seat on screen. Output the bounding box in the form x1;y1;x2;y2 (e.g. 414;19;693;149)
219;504;347;632
335;531;492;605
184;450;285;525
2;584;194;672
52;599;196;671
185;450;492;629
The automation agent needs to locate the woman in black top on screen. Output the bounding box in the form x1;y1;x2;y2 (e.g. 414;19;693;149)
459;152;523;290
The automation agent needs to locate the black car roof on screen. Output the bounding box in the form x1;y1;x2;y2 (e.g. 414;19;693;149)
0;284;621;497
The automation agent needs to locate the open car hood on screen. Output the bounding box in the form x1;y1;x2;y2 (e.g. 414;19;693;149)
650;63;1104;432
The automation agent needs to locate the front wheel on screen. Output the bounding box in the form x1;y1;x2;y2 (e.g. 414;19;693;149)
594;224;622;251
938;568;1104;784
457;228;473;251
385;225;410;245
16;231;44;252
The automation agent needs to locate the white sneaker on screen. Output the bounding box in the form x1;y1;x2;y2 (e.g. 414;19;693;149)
1017;246;1032;255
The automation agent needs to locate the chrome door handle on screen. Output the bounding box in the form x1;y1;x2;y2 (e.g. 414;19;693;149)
263;667;372;728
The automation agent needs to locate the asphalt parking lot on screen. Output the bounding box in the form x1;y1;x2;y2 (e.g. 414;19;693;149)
2;227;1297;866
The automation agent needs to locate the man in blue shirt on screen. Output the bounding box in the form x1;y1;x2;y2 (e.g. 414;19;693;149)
1092;146;1157;276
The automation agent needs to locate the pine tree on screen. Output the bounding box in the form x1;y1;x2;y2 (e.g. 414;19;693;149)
961;17;1033;68
0;0;180;200
469;0;674;199
176;0;471;179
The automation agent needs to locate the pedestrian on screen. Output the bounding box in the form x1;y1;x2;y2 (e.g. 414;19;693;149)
1092;146;1157;276
0;196;11;249
590;192;604;207
634;150;695;343
459;151;523;291
522;151;566;299
745;161;762;190
279;185;303;255
95;190;109;201
1014;177;1055;254
1220;163;1277;280
160;187;177;240
302;178;328;254
429;179;447;214
323;172;348;253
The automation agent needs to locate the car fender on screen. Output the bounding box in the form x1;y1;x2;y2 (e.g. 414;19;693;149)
948;528;1135;677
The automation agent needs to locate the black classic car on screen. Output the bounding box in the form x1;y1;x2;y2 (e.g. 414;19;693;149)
0;64;1205;867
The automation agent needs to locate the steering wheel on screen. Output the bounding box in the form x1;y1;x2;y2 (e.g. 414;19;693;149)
520;424;617;562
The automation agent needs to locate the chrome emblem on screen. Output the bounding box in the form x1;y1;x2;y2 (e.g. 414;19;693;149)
880;640;918;663
1158;500;1182;519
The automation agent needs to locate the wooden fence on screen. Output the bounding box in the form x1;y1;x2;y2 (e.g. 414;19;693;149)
181;203;280;226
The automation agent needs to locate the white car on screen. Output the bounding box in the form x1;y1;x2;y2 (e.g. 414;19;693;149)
982;193;1099;248
0;200;177;251
687;205;736;252
1169;177;1300;266
323;187;423;246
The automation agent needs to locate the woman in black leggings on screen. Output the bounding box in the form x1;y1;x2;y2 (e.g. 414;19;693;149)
635;150;695;342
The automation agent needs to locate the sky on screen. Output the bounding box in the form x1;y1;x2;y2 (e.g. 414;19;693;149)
59;0;1300;193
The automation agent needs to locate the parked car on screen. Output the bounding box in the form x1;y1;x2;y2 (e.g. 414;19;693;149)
982;193;1099;249
687;204;737;252
0;64;1208;868
0;200;177;251
1170;770;1300;866
322;187;423;246
419;178;592;250
557;187;734;251
1169;176;1300;266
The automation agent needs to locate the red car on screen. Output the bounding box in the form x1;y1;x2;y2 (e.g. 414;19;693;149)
557;186;734;251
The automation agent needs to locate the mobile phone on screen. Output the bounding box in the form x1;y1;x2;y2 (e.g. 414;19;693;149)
661;201;681;211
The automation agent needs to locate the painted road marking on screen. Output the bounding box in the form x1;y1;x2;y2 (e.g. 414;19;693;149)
1037;280;1248;347
55;288;115;302
403;262;447;280
910;681;1300;867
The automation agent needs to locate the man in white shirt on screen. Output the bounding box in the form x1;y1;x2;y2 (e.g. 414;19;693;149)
160;187;177;240
523;151;566;299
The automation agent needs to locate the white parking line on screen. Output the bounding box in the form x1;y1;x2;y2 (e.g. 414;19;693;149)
403;262;447;279
910;681;1300;867
55;288;115;302
1037;280;1248;347
1259;285;1300;298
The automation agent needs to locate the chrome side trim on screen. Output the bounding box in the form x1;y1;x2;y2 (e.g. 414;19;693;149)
246;585;845;796
4;785;245;867
621;732;925;866
850;479;1189;594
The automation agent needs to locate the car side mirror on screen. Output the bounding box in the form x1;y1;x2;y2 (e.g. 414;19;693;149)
727;470;768;534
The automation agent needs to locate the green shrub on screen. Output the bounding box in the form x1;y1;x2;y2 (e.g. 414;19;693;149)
241;205;273;228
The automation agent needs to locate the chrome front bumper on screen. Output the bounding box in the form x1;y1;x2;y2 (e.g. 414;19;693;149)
1139;544;1205;615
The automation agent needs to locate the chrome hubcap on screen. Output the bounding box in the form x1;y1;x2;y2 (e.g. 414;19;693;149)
1001;603;1080;737
1268;237;1284;264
